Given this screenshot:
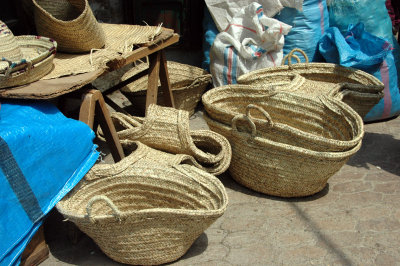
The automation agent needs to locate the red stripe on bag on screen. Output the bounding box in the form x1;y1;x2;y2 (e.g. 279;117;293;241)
268;53;276;67
380;60;392;118
225;24;257;33
318;0;325;35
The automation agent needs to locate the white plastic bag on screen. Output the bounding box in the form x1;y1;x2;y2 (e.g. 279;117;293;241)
210;2;291;87
205;0;302;32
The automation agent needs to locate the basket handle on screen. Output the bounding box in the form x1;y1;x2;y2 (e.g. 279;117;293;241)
232;114;257;137
86;195;122;223
281;54;300;66
232;104;274;137
282;48;309;69
318;95;343;116
246;104;274;127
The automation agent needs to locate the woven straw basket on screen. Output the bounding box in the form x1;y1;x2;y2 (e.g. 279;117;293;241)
202;85;364;152
57;141;228;265
0;21;57;88
237;48;384;118
106;112;232;175
121;61;212;116
204;112;361;197
32;0;105;53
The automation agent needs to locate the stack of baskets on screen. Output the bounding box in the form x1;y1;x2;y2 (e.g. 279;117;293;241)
237;48;384;118
120;61;212;116
202;85;364;197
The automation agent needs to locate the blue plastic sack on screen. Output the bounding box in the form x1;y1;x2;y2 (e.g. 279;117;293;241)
0;101;99;265
274;0;329;62
317;23;400;121
328;0;394;44
202;6;219;72
328;0;400;77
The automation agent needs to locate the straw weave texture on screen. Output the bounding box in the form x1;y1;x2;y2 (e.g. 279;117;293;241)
204;113;361;197
121;61;212;116
0;22;23;62
32;0;106;53
106;104;232;175
237;48;384;118
42;23;167;80
202;85;364;152
57;141;228;265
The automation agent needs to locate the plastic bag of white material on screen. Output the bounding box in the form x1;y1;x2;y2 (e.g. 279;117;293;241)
205;0;300;32
210;2;292;87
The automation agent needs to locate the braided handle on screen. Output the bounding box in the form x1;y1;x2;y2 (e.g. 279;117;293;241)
87;195;122;223
246;104;274;127
282;48;309;69
232;114;257;137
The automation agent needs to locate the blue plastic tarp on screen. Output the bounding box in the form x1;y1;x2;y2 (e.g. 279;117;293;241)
0;101;99;266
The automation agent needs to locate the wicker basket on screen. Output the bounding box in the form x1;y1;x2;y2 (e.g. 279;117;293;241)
204;112;361;197
57;140;228;265
32;0;105;53
202;85;364;152
237;48;384;118
101;104;232;175
120;61;212;116
0;35;56;89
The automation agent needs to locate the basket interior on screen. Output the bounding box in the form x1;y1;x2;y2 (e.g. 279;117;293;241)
61;140;225;217
36;0;85;20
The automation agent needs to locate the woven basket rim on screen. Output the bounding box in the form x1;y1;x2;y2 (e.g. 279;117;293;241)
238;61;384;87
57;141;228;220
0;35;56;73
203;112;362;159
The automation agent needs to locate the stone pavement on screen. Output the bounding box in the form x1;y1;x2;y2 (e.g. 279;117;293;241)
41;109;400;266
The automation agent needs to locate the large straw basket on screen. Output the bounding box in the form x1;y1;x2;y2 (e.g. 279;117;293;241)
237;48;384;118
32;0;105;53
204;112;361;197
57;141;228;265
121;61;212;116
202;85;364;152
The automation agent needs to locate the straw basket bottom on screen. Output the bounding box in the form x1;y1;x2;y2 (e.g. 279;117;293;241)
73;216;210;265
228;146;342;198
205;115;361;198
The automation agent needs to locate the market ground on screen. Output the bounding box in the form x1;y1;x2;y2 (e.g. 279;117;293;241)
41;49;400;265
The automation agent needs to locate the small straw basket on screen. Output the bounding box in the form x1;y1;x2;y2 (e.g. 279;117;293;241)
121;61;212;116
0;21;57;88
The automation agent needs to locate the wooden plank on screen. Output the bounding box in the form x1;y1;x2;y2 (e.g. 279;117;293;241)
158;50;175;107
145;52;161;109
106;34;179;71
91;90;125;162
20;226;49;266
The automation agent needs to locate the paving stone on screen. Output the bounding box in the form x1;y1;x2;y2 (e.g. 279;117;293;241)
332;181;373;193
